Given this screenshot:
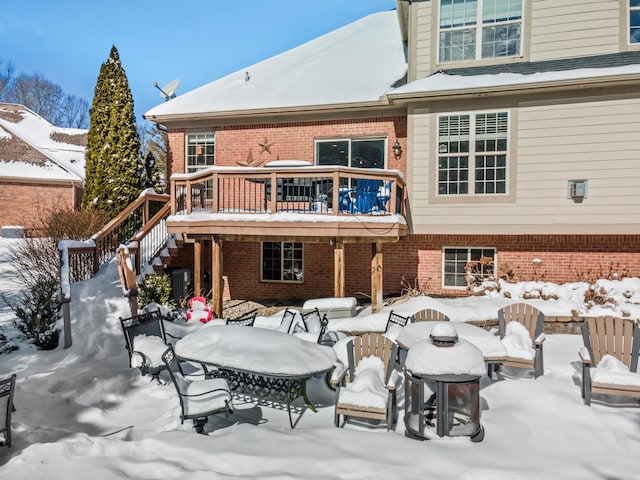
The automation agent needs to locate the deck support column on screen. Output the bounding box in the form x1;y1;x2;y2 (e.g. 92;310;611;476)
193;239;202;297
334;238;345;298
371;242;383;313
211;235;223;318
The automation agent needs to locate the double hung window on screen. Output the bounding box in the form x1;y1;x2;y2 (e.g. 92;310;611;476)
262;242;304;283
439;0;523;63
186;133;215;173
443;247;496;287
437;111;508;196
631;1;640;44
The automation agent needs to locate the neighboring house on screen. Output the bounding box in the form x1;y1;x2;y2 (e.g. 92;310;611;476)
144;1;640;314
0;103;86;234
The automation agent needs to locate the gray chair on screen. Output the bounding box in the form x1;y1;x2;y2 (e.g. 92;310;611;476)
579;316;640;406
162;347;233;434
413;308;451;322
332;333;398;430
0;374;16;447
497;303;546;378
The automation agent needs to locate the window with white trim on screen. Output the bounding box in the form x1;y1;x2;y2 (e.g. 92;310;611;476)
631;0;640;44
443;247;496;287
186;133;215;173
438;0;523;63
438;111;508;196
262;242;304;282
315;138;386;169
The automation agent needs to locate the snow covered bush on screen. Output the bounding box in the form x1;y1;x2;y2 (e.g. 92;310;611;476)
10;276;60;350
138;273;175;309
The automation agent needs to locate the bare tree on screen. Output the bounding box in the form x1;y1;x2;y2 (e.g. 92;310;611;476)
2;72;89;128
0;59;14;97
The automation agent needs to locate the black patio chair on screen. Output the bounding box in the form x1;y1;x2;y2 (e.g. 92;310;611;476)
225;309;258;327
278;308;298;333
162;346;233;434
120;311;180;381
0;374;16;447
384;310;412;333
300;308;329;343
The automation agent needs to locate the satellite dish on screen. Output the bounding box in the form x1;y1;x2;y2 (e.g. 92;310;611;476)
154;79;180;101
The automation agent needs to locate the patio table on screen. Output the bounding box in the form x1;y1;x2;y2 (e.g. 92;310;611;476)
175;325;337;428
396;321;507;375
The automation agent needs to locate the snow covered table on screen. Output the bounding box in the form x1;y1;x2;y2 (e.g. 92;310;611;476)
396;321;507;374
175;325;337;428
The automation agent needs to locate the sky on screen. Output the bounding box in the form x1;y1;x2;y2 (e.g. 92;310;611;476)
0;0;396;123
2;235;640;478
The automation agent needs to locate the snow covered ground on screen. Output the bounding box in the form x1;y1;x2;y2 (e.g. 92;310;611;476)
1;236;640;479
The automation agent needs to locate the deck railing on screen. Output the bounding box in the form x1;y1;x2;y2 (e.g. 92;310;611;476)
170;166;405;218
62;191;170;283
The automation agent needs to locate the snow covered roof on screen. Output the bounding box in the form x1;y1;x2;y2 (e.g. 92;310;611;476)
145;11;407;120
388;52;640;100
0;103;86;183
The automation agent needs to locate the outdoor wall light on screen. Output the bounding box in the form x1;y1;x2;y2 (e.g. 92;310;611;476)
393;139;402;159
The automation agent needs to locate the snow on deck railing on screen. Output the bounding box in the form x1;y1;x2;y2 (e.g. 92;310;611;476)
169;166;405;218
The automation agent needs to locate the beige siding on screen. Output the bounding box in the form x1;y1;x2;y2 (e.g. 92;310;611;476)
408;96;640;234
412;1;432;80
529;0;620;60
409;1;626;72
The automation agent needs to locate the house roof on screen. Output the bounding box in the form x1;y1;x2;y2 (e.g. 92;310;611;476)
388;51;640;100
0;103;86;183
144;10;407;120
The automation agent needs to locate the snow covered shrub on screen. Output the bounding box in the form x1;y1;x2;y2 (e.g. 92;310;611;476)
138;273;175;309
11;276;60;350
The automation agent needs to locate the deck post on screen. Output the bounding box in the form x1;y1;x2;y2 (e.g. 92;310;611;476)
211;235;223;318
193;239;202;297
334;238;345;297
371;242;383;313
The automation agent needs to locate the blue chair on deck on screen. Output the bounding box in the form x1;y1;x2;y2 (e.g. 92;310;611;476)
354;179;383;214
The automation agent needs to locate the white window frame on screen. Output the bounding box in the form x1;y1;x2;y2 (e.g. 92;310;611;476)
630;0;640;44
314;137;387;169
261;241;304;283
436;110;509;197
186;132;215;173
437;0;524;63
442;247;497;289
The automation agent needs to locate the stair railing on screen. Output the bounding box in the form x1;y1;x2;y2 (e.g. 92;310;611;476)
59;190;170;347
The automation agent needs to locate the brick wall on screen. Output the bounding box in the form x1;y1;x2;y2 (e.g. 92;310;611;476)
0;181;76;233
384;234;640;297
166;117;407;178
167;234;640;301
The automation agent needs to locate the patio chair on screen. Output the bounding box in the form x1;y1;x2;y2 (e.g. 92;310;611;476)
277;308;299;333
0;374;16;447
384;310;412;339
162;346;233;434
294;308;329;343
496;303;546;378
186;296;213;323
413;308;451;322
225;309;258;327
579;316;640;406
332;333;399;430
120;311;180;381
354;178;383;214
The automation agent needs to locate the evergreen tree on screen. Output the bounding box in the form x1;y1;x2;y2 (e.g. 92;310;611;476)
82;45;144;218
